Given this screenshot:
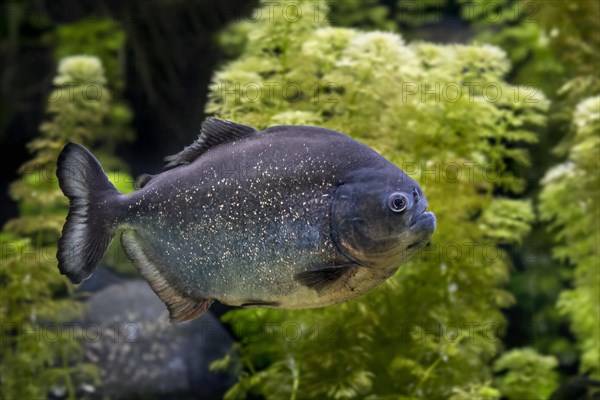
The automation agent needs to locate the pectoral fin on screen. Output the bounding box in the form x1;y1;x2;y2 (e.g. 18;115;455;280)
121;230;213;322
241;300;281;308
294;264;358;293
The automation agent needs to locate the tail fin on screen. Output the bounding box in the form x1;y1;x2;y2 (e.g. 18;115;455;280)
56;143;121;284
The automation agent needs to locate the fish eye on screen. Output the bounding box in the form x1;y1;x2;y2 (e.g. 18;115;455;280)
387;193;409;213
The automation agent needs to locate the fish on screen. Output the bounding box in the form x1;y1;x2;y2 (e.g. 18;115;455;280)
56;118;436;322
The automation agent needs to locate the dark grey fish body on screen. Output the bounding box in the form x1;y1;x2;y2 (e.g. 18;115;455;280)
57;120;436;321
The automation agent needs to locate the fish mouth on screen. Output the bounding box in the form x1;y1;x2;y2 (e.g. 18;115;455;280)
409;211;436;232
405;211;436;251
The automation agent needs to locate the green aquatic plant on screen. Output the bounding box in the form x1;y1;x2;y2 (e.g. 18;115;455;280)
54;17;135;171
459;0;565;96
327;0;395;31
56;18;127;92
458;0;599;376
493;347;559;400
540;96;600;379
448;381;500;400
0;55;133;399
461;0;599;122
207;1;548;398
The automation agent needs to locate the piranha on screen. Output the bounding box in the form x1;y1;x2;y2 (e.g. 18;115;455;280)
56;119;436;321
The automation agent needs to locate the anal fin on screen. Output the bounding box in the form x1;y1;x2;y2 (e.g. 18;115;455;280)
121;230;213;322
294;264;358;294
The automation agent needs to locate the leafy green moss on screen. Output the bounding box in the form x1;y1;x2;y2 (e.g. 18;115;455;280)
55;18;126;91
540;96;600;379
493;348;559;400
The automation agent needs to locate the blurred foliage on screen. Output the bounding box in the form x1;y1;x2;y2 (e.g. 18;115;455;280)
493;347;559;400
396;0;448;30
215;0;396;63
0;55;134;399
53;17;135;171
531;0;600;108
438;0;600;382
540;96;600;380
460;0;600;120
479;198;535;245
0;232;96;400
448;381;500;400
55;18;126;91
207;1;550;398
459;0;564;96
328;0;396;31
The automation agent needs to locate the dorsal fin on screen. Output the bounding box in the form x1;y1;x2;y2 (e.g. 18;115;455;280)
164;118;257;168
135;174;154;190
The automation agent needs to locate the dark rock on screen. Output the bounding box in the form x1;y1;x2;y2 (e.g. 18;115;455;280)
82;280;235;399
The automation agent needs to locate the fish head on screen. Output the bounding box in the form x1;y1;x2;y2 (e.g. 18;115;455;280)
331;167;436;269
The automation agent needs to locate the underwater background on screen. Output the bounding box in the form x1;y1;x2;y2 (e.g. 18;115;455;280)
1;1;598;399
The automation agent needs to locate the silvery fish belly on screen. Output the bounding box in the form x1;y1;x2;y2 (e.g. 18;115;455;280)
56;119;436;321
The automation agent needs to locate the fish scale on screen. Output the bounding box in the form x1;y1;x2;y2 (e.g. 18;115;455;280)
124;153;343;304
